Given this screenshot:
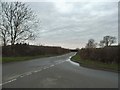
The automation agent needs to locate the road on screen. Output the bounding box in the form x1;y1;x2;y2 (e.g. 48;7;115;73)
2;52;118;88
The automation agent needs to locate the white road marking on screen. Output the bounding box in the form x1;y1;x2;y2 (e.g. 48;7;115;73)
2;78;17;86
26;72;32;76
56;62;60;64
2;64;59;86
20;74;27;78
50;64;54;67
2;53;75;86
33;71;39;73
11;79;17;81
20;75;24;78
37;69;42;72
43;66;49;69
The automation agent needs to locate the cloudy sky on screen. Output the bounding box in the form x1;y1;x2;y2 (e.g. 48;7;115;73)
25;1;118;49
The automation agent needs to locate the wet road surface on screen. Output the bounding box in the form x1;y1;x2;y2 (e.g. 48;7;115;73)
2;52;118;88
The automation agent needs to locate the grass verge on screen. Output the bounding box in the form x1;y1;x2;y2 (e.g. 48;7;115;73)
71;53;119;72
1;54;57;63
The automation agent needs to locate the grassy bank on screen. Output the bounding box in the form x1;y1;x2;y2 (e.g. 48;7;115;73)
71;53;118;72
2;54;58;63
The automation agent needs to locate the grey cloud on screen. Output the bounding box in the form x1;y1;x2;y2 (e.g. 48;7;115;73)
28;2;118;49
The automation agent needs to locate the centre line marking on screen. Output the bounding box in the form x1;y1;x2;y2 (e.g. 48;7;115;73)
2;54;74;86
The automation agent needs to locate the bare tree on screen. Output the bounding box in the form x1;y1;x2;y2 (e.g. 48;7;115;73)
0;9;10;46
86;39;97;48
100;36;116;47
0;2;39;46
0;2;9;46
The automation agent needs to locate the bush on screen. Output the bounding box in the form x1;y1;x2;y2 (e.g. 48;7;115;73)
79;46;119;64
2;44;70;57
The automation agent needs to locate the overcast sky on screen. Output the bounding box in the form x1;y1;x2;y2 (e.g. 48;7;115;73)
27;1;118;49
6;0;118;49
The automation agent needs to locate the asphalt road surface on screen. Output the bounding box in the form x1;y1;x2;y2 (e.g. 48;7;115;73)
2;52;118;88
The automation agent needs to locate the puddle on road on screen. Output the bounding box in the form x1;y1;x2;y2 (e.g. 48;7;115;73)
66;53;80;67
66;59;80;66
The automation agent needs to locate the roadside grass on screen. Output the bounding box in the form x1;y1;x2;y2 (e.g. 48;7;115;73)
2;54;56;63
71;53;119;72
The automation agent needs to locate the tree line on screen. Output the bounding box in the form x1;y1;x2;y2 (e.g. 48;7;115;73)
86;36;116;48
78;35;118;64
2;44;70;57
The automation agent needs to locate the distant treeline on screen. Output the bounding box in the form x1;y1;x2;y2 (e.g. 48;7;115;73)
2;44;70;57
78;46;119;64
